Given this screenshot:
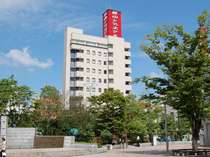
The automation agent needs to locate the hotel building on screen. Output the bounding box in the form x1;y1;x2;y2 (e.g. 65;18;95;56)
63;9;132;108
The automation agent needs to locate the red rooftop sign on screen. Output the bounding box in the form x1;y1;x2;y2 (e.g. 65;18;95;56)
103;9;122;37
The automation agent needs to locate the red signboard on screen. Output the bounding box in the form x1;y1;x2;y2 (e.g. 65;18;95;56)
103;9;122;37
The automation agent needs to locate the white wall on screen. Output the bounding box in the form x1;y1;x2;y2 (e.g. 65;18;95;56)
7;128;36;149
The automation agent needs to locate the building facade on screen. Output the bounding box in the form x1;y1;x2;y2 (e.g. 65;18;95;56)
200;120;210;146
63;9;132;109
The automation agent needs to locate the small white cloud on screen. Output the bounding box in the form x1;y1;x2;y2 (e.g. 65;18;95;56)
1;48;53;69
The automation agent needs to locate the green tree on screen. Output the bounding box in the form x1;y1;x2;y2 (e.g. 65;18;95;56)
59;105;95;142
0;76;33;127
34;85;62;135
177;116;191;140
40;85;61;103
125;96;147;143
89;90;147;145
89;89;127;144
139;11;210;151
139;100;163;143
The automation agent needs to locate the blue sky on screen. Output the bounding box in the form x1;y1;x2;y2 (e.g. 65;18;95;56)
0;0;209;96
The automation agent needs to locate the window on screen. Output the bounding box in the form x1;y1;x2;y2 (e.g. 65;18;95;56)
71;67;84;71
108;78;114;83
92;68;96;73
71;49;83;54
125;72;130;76
92;59;96;64
70;77;83;81
125;64;130;68
71;58;84;62
104;79;107;83
124;48;130;51
104;52;107;57
86;68;90;73
125;81;130;85
125;90;130;94
108;44;113;48
98;69;102;74
104;70;107;74
108;60;113;65
98;78;102;83
86;77;90;82
86;50;90;54
86;59;90;63
98;60;102;65
125;56;130;59
71;52;76;58
86;87;90;92
98;51;102;56
108;69;114;74
98;88;102;92
70;87;83;91
104;61;107;65
108;52;113;57
92;87;96;92
92;78;96;83
92;50;96;55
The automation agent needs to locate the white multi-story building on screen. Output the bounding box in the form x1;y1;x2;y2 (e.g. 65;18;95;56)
63;9;132;109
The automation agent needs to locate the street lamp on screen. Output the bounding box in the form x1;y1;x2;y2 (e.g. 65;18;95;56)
159;94;169;152
164;103;169;152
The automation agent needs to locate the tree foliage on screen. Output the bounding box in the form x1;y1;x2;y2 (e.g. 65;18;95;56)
89;89;127;140
0;76;33;127
139;11;210;151
89;89;149;144
33;85;62;135
138;100;163;142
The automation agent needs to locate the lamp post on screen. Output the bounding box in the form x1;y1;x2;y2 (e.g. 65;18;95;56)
164;103;169;152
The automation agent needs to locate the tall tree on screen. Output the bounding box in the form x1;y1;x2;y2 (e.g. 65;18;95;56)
89;89;147;145
34;85;62;135
139;11;210;151
139;100;163;143
0;76;33;127
89;89;127;144
40;85;61;103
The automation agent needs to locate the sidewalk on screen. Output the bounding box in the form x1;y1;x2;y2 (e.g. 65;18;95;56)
7;147;106;157
7;143;193;157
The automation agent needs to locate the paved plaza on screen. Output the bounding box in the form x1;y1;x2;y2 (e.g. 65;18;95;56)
8;143;193;157
77;144;192;157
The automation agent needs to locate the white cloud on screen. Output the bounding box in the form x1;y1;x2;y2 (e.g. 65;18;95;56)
0;0;99;32
0;48;53;69
0;0;47;11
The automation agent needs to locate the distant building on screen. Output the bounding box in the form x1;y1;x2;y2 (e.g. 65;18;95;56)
63;9;132;109
200;120;210;146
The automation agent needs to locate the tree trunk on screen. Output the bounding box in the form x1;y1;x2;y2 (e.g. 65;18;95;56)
149;134;153;145
192;137;198;152
125;133;128;149
191;119;201;152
